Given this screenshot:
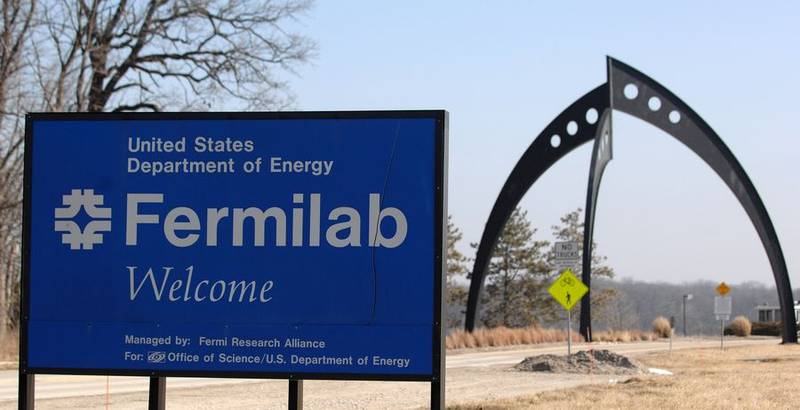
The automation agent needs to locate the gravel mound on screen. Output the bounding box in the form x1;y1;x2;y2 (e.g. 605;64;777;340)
514;349;644;375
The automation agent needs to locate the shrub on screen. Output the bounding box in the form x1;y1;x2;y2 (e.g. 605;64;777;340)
728;316;752;337
751;321;782;336
652;316;672;338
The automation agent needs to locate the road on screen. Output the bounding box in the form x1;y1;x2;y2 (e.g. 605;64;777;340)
0;337;777;409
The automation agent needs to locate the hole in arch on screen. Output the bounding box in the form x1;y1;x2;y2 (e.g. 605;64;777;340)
566;121;578;136
624;84;639;99
585;108;598;124
669;110;681;124
550;134;561;148
648;97;662;111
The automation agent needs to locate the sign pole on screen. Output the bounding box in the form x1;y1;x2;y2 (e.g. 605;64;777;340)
669;329;672;355
714;283;732;352
567;308;572;355
148;377;165;410
18;372;34;410
288;379;303;410
431;380;443;410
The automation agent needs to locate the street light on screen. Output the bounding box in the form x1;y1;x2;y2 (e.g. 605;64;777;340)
683;294;693;336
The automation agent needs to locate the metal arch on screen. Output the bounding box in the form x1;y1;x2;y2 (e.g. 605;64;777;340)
464;84;609;331
579;108;613;341
606;57;797;342
465;58;796;343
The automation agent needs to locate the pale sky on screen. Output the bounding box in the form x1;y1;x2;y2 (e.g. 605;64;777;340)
288;1;800;287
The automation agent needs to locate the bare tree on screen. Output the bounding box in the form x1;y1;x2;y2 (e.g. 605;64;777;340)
0;0;36;333
0;0;315;332
33;0;315;112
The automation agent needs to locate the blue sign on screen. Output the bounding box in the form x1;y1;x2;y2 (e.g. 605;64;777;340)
23;112;446;380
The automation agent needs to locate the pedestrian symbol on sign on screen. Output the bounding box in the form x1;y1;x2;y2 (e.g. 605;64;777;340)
546;269;588;356
547;269;587;311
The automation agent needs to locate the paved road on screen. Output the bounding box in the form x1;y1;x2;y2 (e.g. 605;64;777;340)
0;337;776;403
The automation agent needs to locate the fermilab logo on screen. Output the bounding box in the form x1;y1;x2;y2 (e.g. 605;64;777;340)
54;189;112;250
52;190;409;251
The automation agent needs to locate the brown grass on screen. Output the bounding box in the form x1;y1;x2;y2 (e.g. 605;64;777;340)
445;326;656;349
651;316;671;338
0;331;18;362
729;316;752;337
447;342;800;409
446;326;582;350
591;329;657;343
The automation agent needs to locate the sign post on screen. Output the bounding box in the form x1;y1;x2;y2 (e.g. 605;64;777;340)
289;380;303;410
22;111;448;410
714;283;732;351
668;316;675;354
548;269;588;355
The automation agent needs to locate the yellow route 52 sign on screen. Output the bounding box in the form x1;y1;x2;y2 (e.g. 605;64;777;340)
716;282;731;296
548;269;588;311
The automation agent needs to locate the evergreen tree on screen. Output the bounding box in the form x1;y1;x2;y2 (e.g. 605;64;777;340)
551;208;616;323
445;215;469;328
477;208;550;328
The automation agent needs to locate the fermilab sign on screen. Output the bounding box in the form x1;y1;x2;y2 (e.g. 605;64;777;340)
21;111;448;408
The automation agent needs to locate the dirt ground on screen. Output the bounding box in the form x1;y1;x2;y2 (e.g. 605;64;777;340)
1;366;615;410
1;340;793;409
450;342;800;409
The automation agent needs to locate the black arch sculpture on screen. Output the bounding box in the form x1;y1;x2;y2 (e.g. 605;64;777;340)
579;99;613;342
465;57;798;343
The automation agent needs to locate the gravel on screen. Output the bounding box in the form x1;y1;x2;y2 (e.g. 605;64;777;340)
514;349;645;375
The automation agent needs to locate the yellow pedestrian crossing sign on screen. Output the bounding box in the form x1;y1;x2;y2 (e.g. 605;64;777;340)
548;269;588;311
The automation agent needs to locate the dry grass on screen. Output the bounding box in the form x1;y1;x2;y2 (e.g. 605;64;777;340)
592;329;657;343
0;331;17;362
446;326;658;349
446;326;582;350
651;316;671;338
448;341;800;409
729;316;752;337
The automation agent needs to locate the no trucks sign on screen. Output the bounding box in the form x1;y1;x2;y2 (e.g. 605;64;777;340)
21;111;447;382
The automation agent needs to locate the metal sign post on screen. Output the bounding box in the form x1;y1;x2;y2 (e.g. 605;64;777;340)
289;380;303;410
714;286;732;352
18;373;34;409
148;377;165;410
567;309;572;355
669;329;672;354
668;316;675;354
548;269;587;356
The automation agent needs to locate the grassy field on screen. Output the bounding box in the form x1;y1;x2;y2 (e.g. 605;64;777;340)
448;341;800;409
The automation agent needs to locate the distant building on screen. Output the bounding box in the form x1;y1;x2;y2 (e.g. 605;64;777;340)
753;301;800;323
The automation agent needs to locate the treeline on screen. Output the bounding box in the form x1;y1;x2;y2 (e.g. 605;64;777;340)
591;278;798;335
446;208;616;330
446;211;798;335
